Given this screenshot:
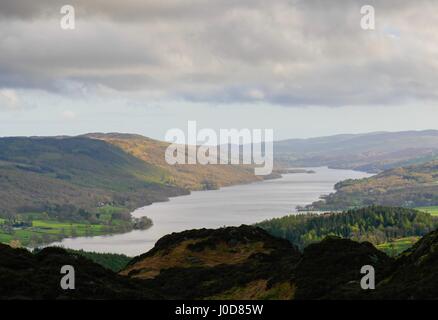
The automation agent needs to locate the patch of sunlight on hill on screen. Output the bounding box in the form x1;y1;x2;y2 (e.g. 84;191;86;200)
86;133;263;190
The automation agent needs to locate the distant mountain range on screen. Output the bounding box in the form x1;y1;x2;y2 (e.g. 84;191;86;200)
275;130;438;172
1;129;437;235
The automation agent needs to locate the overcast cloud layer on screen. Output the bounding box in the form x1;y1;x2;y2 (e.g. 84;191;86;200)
1;0;438;108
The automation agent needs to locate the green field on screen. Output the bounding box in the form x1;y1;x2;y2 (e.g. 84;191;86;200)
0;215;132;247
377;236;419;256
416;206;438;216
0;203;153;247
0;220;103;246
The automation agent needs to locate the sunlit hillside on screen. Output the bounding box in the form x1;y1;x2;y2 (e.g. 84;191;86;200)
85;133;265;190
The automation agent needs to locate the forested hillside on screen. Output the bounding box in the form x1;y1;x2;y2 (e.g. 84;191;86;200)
256;206;438;250
0;134;262;246
307;161;438;210
0;136;182;218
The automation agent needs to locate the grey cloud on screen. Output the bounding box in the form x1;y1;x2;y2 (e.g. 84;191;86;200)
0;0;265;21
1;0;438;107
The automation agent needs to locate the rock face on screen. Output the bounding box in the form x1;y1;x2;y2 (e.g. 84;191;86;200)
121;225;302;299
2;225;438;299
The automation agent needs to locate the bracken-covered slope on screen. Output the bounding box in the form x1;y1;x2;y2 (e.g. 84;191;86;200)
122;225;438;300
2;225;438;299
85;133;265;190
121;225;302;299
0;136;186;217
120;226;394;300
0;133;265;219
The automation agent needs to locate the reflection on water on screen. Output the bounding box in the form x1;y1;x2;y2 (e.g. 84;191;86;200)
49;167;370;256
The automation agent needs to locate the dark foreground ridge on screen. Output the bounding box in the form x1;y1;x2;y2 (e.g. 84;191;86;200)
0;244;160;299
1;225;438;299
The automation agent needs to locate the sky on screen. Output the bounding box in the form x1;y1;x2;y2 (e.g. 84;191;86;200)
1;0;438;141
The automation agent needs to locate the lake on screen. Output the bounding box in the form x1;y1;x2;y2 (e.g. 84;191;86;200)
50;167;371;256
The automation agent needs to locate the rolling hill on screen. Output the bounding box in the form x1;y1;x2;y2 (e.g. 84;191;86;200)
0;134;269;247
275;130;438;173
306;160;438;210
2;129;437;220
121;225;301;299
0;136;185;218
84;133;265;190
0;134;266;219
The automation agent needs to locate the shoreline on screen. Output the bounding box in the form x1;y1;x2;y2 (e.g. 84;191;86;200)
21;166;372;252
41;167;371;255
18;169;282;249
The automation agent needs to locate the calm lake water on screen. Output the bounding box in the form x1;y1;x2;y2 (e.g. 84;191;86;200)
50;167;371;256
